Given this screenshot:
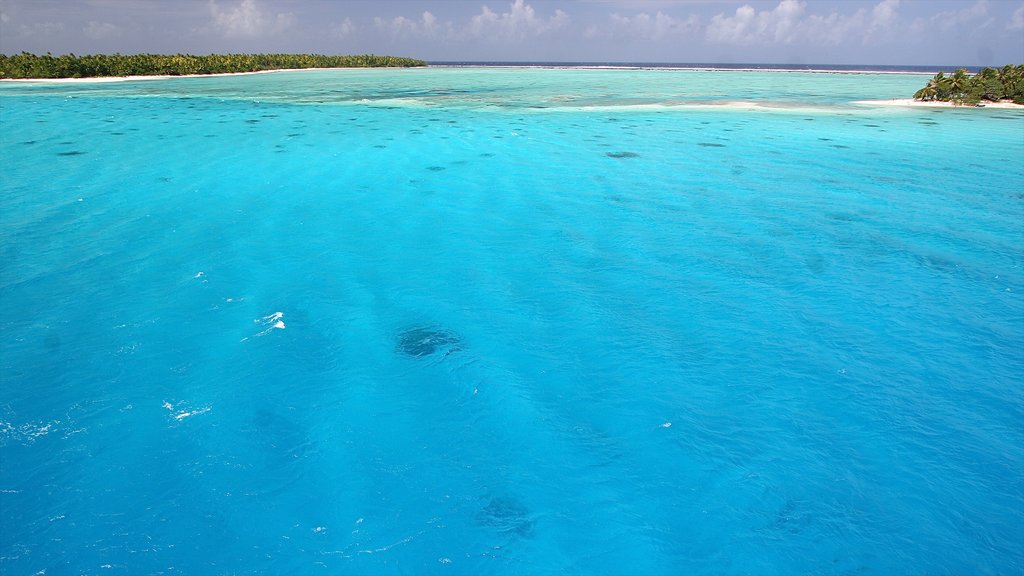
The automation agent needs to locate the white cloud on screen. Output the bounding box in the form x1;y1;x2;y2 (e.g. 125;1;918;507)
208;0;294;38
706;0;902;46
372;1;564;43
374;11;450;39
867;0;900;36
422;11;439;33
467;0;568;39
1011;4;1024;31
83;21;120;40
1;11;9;24
922;0;992;33
11;21;65;39
798;11;862;45
800;1;899;46
706;0;805;45
331;17;355;39
597;11;700;41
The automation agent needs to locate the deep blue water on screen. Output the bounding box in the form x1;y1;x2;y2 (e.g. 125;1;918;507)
1;68;1022;575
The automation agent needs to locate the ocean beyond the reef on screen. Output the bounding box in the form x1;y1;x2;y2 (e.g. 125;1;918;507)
1;65;1022;575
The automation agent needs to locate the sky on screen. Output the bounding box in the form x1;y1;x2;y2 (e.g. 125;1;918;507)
1;0;1022;66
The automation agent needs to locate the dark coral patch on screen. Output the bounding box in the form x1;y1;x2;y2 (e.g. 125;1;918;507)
57;151;86;156
477;497;534;537
396;327;461;358
606;151;639;159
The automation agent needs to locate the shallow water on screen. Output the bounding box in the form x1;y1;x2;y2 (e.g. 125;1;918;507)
0;66;929;109
1;68;1022;575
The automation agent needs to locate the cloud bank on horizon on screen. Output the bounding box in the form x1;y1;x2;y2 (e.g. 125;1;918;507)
1;0;1022;66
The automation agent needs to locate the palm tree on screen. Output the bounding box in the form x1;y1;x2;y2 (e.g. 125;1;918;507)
969;67;1002;102
0;52;428;78
994;64;1023;101
914;85;937;101
947;68;972;103
997;65;1013;96
915;72;951;101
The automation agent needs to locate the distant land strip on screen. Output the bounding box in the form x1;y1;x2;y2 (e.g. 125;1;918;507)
0;53;426;79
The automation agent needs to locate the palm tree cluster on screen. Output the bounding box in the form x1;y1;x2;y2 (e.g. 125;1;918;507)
0;52;426;79
914;65;1024;105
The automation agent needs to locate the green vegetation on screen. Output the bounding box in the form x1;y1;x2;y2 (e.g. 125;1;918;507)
913;64;1024;105
0;52;426;79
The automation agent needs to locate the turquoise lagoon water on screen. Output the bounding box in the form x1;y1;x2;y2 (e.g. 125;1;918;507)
1;67;1022;575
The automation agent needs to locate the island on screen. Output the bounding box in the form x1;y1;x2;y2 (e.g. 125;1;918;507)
0;53;426;79
914;64;1024;105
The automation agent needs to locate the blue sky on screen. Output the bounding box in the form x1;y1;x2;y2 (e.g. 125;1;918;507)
1;0;1022;65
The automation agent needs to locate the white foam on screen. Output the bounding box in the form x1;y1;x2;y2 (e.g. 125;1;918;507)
163;401;210;421
115;343;139;355
62;427;86;439
243;311;286;341
0;419;61;445
360;535;415;555
173;407;210;420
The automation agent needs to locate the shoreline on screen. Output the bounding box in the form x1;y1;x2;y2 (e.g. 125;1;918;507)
0;64;941;84
430;64;937;75
0;67;394;84
854;98;1024;109
5;70;1020;111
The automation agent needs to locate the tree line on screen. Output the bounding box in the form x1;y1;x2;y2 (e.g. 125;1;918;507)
0;52;427;79
914;65;1024;105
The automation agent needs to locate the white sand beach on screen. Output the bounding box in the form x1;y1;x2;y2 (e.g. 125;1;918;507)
855;98;1024;109
0;68;358;84
1;66;938;84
